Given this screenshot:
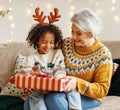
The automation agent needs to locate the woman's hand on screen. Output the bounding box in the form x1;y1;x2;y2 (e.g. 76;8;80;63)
63;76;77;92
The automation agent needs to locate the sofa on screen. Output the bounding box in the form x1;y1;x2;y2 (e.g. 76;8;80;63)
0;41;120;110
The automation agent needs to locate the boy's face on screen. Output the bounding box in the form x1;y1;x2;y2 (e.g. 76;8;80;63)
37;32;55;54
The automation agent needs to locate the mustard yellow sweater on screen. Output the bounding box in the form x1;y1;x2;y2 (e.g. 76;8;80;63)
62;37;113;102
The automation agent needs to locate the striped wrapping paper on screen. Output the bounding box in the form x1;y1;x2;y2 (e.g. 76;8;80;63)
15;75;67;92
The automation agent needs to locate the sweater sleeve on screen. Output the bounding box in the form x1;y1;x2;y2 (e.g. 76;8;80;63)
77;58;113;100
53;49;66;78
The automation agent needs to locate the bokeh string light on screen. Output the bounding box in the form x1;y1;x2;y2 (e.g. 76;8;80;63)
94;0;120;22
0;0;120;42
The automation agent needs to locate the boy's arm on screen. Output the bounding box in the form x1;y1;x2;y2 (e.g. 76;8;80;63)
53;49;66;78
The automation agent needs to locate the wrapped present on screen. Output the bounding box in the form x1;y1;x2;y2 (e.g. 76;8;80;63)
15;75;67;92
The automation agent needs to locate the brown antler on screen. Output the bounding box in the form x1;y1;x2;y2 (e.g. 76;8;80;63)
32;7;46;24
48;8;61;24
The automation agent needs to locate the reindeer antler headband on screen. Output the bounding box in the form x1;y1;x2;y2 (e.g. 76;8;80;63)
32;7;61;25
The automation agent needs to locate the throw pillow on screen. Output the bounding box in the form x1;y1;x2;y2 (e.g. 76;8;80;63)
0;82;26;97
14;54;27;73
0;54;30;97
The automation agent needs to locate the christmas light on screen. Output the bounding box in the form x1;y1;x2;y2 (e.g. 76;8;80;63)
0;0;120;42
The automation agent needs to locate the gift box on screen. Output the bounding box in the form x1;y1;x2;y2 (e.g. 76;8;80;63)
15;75;67;92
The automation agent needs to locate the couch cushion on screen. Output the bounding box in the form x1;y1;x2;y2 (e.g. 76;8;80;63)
92;96;120;110
0;42;34;88
102;41;120;59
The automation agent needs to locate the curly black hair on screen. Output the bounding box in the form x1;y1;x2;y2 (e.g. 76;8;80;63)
26;23;63;50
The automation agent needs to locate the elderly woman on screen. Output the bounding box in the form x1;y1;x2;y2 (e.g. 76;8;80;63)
45;8;113;110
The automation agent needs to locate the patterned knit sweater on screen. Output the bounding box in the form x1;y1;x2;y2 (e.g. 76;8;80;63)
62;37;113;102
23;49;66;78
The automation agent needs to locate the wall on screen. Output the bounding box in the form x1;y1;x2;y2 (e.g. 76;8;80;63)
0;0;120;43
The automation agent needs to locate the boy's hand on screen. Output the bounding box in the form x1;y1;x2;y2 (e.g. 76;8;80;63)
30;69;39;75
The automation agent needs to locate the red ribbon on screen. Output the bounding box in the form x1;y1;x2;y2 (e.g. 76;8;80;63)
36;73;52;78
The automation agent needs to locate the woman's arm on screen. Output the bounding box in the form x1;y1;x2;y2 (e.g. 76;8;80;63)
77;62;113;99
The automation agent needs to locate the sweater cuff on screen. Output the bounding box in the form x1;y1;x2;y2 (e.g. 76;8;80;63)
82;81;89;94
77;78;89;95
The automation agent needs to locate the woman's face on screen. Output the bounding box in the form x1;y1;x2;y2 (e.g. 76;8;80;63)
37;32;55;54
71;23;93;47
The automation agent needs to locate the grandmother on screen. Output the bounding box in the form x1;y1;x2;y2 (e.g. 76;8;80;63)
45;8;113;110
